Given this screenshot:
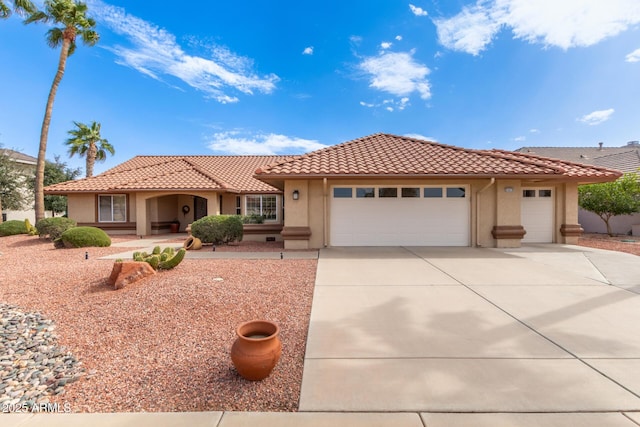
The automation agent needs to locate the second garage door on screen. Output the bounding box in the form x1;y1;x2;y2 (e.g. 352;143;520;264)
330;185;470;246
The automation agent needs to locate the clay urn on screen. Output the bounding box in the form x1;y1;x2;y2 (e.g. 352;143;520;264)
231;320;282;381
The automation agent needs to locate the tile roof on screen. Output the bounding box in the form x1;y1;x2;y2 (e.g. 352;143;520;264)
0;149;37;165
255;133;622;181
45;155;284;194
515;145;640;174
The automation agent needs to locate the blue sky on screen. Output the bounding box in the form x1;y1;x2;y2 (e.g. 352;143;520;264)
1;0;639;175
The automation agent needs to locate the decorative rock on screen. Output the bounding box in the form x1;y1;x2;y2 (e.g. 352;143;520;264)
0;303;84;406
108;261;157;290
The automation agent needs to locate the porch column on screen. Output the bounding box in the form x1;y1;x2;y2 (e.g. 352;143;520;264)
559;182;583;244
207;194;220;216
492;180;525;248
135;194;151;236
282;180;311;249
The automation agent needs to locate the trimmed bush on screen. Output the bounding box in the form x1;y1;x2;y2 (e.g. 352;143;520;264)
0;220;29;236
57;226;111;248
35;217;77;241
241;214;265;224
24;219;37;236
191;215;243;244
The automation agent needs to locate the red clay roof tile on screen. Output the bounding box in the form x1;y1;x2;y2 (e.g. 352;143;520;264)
45;156;284;194
255;133;622;181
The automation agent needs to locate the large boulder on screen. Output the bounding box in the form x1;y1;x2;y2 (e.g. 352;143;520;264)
108;261;156;290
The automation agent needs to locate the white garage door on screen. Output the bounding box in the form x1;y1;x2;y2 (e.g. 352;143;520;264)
330;186;470;246
521;188;554;243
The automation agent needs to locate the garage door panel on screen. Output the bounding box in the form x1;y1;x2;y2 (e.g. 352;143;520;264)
521;189;554;243
330;186;469;246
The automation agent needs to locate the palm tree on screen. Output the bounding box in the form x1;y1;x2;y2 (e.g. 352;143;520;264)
0;0;36;19
25;0;98;222
65;121;114;177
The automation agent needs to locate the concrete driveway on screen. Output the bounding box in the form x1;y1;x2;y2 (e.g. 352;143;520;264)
299;244;640;422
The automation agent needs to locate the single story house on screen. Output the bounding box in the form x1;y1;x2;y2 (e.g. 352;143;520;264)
516;142;640;236
45;133;621;248
44;155;288;240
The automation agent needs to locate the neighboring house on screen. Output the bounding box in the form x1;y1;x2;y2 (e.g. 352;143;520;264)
45;133;621;248
44;155;287;241
516;142;640;235
0;149;36;224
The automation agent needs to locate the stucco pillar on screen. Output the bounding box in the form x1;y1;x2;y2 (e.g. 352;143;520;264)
282;180;311;249
135;194;151;236
492;180;525;248
208;194;220;216
559;182;583;244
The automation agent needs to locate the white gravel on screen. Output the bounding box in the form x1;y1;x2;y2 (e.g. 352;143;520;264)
0;234;317;412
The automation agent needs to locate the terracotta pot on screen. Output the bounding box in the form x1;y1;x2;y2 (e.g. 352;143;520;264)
231;320;282;381
183;236;202;250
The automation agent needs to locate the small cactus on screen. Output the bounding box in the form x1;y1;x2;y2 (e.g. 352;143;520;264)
133;246;185;271
158;248;186;270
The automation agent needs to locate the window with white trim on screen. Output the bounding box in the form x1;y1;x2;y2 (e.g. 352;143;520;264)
98;194;126;222
246;195;278;221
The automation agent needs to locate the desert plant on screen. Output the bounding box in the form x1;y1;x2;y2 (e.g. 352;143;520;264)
35;217;76;240
133;247;185;270
24;219;37;235
57;226;111;248
0;220;29;236
191;215;243;244
241;213;265;224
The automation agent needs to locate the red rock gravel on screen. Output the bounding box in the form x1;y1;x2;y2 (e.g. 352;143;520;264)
0;234;316;412
578;233;640;257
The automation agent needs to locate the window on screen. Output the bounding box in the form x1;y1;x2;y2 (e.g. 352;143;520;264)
98;195;126;222
246;195;277;221
446;187;466;198
523;189;536;198
424;187;443;198
401;187;420;198
378;187;398;198
333;188;353;198
356;187;375;198
539;190;552;198
235;196;241;215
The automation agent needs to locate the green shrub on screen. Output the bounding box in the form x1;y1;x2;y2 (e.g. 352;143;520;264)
241;213;265;224
57;226;111;248
191;215;243;244
0;220;29;236
35;217;77;240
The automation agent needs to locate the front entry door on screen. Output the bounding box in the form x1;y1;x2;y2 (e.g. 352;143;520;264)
194;196;208;221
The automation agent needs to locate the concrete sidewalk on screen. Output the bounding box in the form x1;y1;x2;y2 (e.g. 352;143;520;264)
300;245;640;422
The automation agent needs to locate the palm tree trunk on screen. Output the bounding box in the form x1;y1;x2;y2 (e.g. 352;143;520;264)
34;39;71;222
86;141;96;177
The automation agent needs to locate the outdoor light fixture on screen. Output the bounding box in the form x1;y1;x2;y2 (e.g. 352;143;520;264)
292;190;300;200
504;186;514;193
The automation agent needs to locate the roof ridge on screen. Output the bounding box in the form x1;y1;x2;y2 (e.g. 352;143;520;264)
491;149;623;175
181;158;232;190
485;149;567;174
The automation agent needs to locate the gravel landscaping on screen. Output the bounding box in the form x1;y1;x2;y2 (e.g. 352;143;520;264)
578;233;640;257
0;234;316;412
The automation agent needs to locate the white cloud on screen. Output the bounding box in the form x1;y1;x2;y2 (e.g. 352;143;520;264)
395;35;403;41
90;1;278;103
359;101;375;107
529;128;540;133
381;42;393;49
207;131;326;155
405;133;437;141
435;0;640;55
513;136;526;142
409;4;428;16
359;97;411;112
434;3;504;55
578;108;615;126
626;48;640;62
303;46;314;55
359;51;431;100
